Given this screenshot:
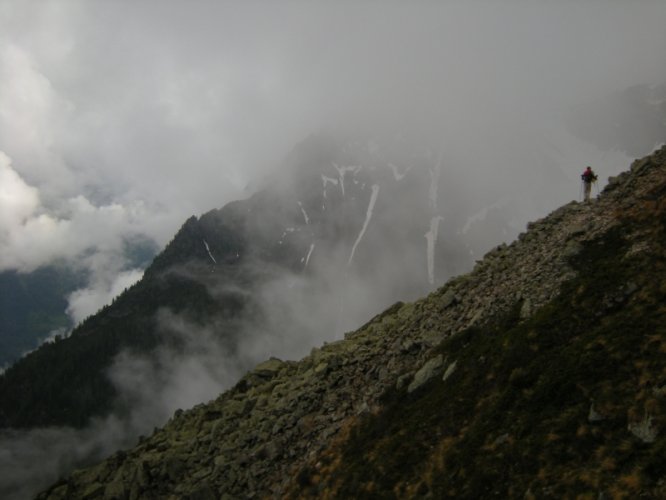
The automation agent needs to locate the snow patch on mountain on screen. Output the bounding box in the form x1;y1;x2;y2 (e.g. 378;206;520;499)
303;243;315;269
203;240;216;264
425;216;443;285
332;163;361;198
388;163;409;181
348;184;380;266
322;175;338;200
297;201;310;225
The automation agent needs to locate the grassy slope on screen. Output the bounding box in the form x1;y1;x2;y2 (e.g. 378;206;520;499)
297;180;666;498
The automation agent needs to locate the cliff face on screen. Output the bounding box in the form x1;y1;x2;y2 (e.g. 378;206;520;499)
39;146;666;499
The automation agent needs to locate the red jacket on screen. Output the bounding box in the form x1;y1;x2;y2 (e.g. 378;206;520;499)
582;169;597;183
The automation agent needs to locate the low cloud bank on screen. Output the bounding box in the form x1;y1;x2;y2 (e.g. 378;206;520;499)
66;269;144;325
1;150;156;327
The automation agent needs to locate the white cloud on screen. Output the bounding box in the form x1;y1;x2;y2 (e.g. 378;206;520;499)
0;43;76;201
0;151;65;271
66;268;144;325
0;150;150;326
1;1;665;271
0;152;148;273
0;151;40;230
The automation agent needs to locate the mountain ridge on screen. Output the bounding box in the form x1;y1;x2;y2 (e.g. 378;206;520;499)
3;134;530;432
37;146;666;498
0;135;451;429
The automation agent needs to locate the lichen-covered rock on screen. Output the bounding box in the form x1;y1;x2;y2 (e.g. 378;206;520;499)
253;358;285;377
628;414;658;443
407;355;444;393
441;360;458;382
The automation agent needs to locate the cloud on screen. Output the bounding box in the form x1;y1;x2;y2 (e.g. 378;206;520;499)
0;416;138;500
0;43;76;200
66;268;144;325
1;1;665;273
109;310;246;421
0;151;147;270
0;152;40;232
0;150;151;325
0;151;66;271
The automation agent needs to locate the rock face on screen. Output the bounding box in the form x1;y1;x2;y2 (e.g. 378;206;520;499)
38;145;666;499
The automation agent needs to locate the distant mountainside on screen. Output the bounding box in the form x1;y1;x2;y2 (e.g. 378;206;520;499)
0;134;518;430
0;238;157;370
37;147;666;499
4;82;659;377
0;265;80;369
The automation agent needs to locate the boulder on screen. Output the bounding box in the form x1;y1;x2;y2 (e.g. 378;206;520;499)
407;355;444;393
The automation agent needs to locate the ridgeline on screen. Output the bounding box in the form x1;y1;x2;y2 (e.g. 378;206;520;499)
40;146;666;499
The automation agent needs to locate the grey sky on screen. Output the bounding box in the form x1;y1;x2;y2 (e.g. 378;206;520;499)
1;0;665;320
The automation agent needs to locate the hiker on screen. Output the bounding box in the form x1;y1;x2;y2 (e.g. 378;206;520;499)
581;166;598;202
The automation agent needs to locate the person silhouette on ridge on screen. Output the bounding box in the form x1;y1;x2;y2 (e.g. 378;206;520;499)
581;166;598;202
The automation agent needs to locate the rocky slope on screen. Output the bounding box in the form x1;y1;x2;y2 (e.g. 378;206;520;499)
37;147;666;498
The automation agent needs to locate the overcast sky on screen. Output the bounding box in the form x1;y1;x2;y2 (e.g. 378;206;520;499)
1;0;666;322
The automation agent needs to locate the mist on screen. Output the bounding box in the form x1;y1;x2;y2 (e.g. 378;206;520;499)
0;258;400;499
2;1;666;498
2;1;664;318
2;1;665;273
0;309;247;500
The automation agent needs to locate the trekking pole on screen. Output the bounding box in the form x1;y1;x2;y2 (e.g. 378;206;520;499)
579;181;583;201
